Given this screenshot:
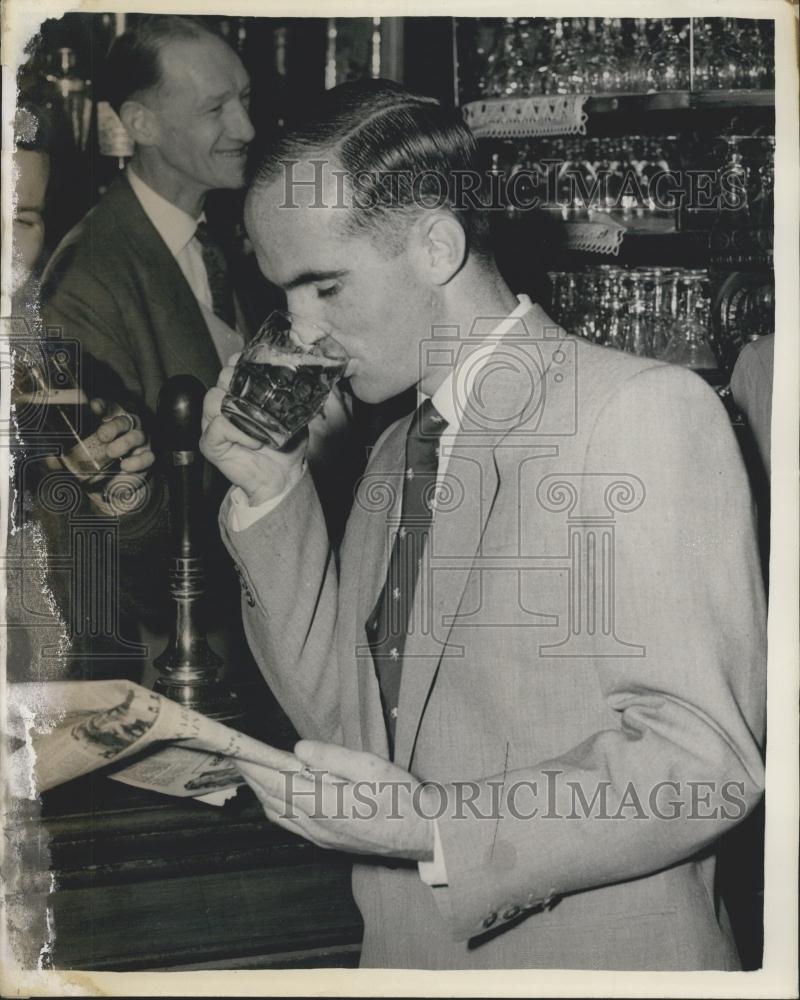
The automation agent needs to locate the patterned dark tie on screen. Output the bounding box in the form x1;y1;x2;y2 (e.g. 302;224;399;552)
195;221;236;329
365;398;448;756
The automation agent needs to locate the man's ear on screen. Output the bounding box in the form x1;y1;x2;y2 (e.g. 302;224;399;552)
412;211;467;286
119;100;159;147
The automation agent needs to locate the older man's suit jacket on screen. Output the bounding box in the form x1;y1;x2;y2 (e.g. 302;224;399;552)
39;173;274;426
221;308;766;970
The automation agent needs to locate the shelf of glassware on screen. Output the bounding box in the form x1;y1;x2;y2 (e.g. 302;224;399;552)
587;88;774;114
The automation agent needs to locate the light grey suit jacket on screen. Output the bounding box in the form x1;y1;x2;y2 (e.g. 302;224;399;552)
221;310;766;970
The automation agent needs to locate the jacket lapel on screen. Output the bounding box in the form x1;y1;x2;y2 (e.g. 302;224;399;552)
392;314;553;772
111;176;220;389
391;433;503;772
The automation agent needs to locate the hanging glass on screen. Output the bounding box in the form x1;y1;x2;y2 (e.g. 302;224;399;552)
645;19;690;92
660;273;718;370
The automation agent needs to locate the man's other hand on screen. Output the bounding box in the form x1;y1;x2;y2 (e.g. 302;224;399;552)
237;740;437;863
91;398;154;473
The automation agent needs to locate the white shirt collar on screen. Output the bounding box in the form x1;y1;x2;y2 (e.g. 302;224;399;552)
127;165;201;258
427;294;534;432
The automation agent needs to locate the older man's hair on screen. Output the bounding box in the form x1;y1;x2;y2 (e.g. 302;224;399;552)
249;79;492;260
105;16;215;114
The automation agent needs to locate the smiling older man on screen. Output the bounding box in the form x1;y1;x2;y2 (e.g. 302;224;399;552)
42;16;259;421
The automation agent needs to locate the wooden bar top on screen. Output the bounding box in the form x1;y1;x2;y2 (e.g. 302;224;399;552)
10;692;364;972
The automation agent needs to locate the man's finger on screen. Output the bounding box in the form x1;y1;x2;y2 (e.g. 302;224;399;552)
259;801;312;842
96;413;138;444
294;740;393;783
202;385;225;428
236;759;327;819
202;413;263;454
120;448;155;473
217;365;235;392
256;791;335;850
236;759;305;798
260;789;311;819
239;775;312;832
103;409;139;431
104;428;146;458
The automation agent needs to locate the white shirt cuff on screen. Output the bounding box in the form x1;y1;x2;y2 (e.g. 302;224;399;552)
228;466;305;533
418;819;449;887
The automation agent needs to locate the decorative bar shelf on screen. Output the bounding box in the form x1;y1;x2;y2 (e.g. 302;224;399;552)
462;90;775;139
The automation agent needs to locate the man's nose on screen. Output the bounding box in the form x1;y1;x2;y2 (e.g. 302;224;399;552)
228;101;255;144
294;318;328;348
285;297;328;345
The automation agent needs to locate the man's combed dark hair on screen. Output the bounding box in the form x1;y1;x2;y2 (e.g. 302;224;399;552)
104;16;213;114
250;79;492;260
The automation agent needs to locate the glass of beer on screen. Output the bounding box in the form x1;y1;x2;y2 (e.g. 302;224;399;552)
221;310;349;449
11;345;125;486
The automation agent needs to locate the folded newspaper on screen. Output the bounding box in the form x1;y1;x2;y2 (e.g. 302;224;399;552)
7;680;299;807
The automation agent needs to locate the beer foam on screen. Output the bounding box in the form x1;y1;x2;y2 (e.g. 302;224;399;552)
247;345;344;369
